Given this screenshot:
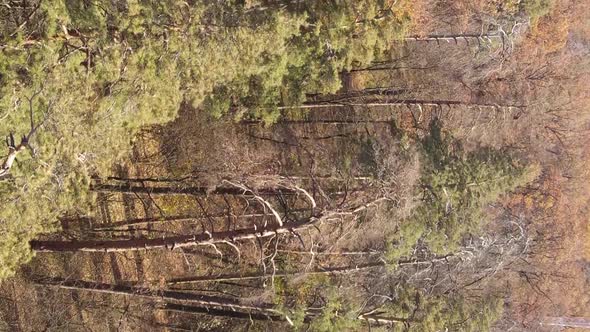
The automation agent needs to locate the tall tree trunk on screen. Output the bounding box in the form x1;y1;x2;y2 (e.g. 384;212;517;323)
282;98;525;110
161;303;283;321
242;118;393;125
405;33;504;45
350;65;436;73
34;269;408;328
31;198;387;252
168;255;454;285
90;213;272;231
30;215;320;252
169;262;385;285
32;276;278;314
309;87;407;101
541;317;590;328
90;182;297;196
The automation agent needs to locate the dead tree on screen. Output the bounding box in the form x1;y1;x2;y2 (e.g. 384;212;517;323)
242;118;393;125
30;213;316;252
0;91;50;178
161;303;283;322
281;99;526;111
239;99;526;128
90;182;298;196
30;196;384;253
32;276;281;316
163;302;409;327
541;317;590;329
404;33;503;46
167;255;455;285
350;65;437;73
88;213;280;231
33;275;410;327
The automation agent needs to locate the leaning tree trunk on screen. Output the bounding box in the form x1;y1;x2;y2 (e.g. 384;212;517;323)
89;213;278;231
30;215;320;252
273;99;526;111
163;302;410;326
242;118;394;125
541;317;590;329
161;303;283;322
34;276;409;327
31;197;386;253
167;254;455;285
404;33;505;45
32;276;280;316
169;261;386;285
240;99;526;125
90;182;297;196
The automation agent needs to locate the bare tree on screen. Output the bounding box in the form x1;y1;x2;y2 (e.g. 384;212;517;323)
0;92;51;178
30;196;386;253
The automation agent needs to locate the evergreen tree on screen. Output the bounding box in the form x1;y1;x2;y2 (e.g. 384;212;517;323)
205;0;413;121
387;120;538;261
276;276;503;331
379;285;504;332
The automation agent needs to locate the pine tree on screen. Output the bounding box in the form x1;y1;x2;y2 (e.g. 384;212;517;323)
387;120;539;261
376;285;504;332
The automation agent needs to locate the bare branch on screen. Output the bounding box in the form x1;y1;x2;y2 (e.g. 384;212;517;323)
222;180;284;227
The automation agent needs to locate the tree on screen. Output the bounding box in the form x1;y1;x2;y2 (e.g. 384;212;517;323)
273;275;504;331
202;0;416;122
387;119;538;261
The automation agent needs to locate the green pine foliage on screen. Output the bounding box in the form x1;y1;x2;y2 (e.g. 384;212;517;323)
278;283;362;332
306;290;362;332
381;286;504;332
521;0;555;26
206;0;412;121
387;120;539;261
276;276;502;332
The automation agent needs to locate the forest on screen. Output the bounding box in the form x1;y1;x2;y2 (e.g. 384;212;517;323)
0;0;588;331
